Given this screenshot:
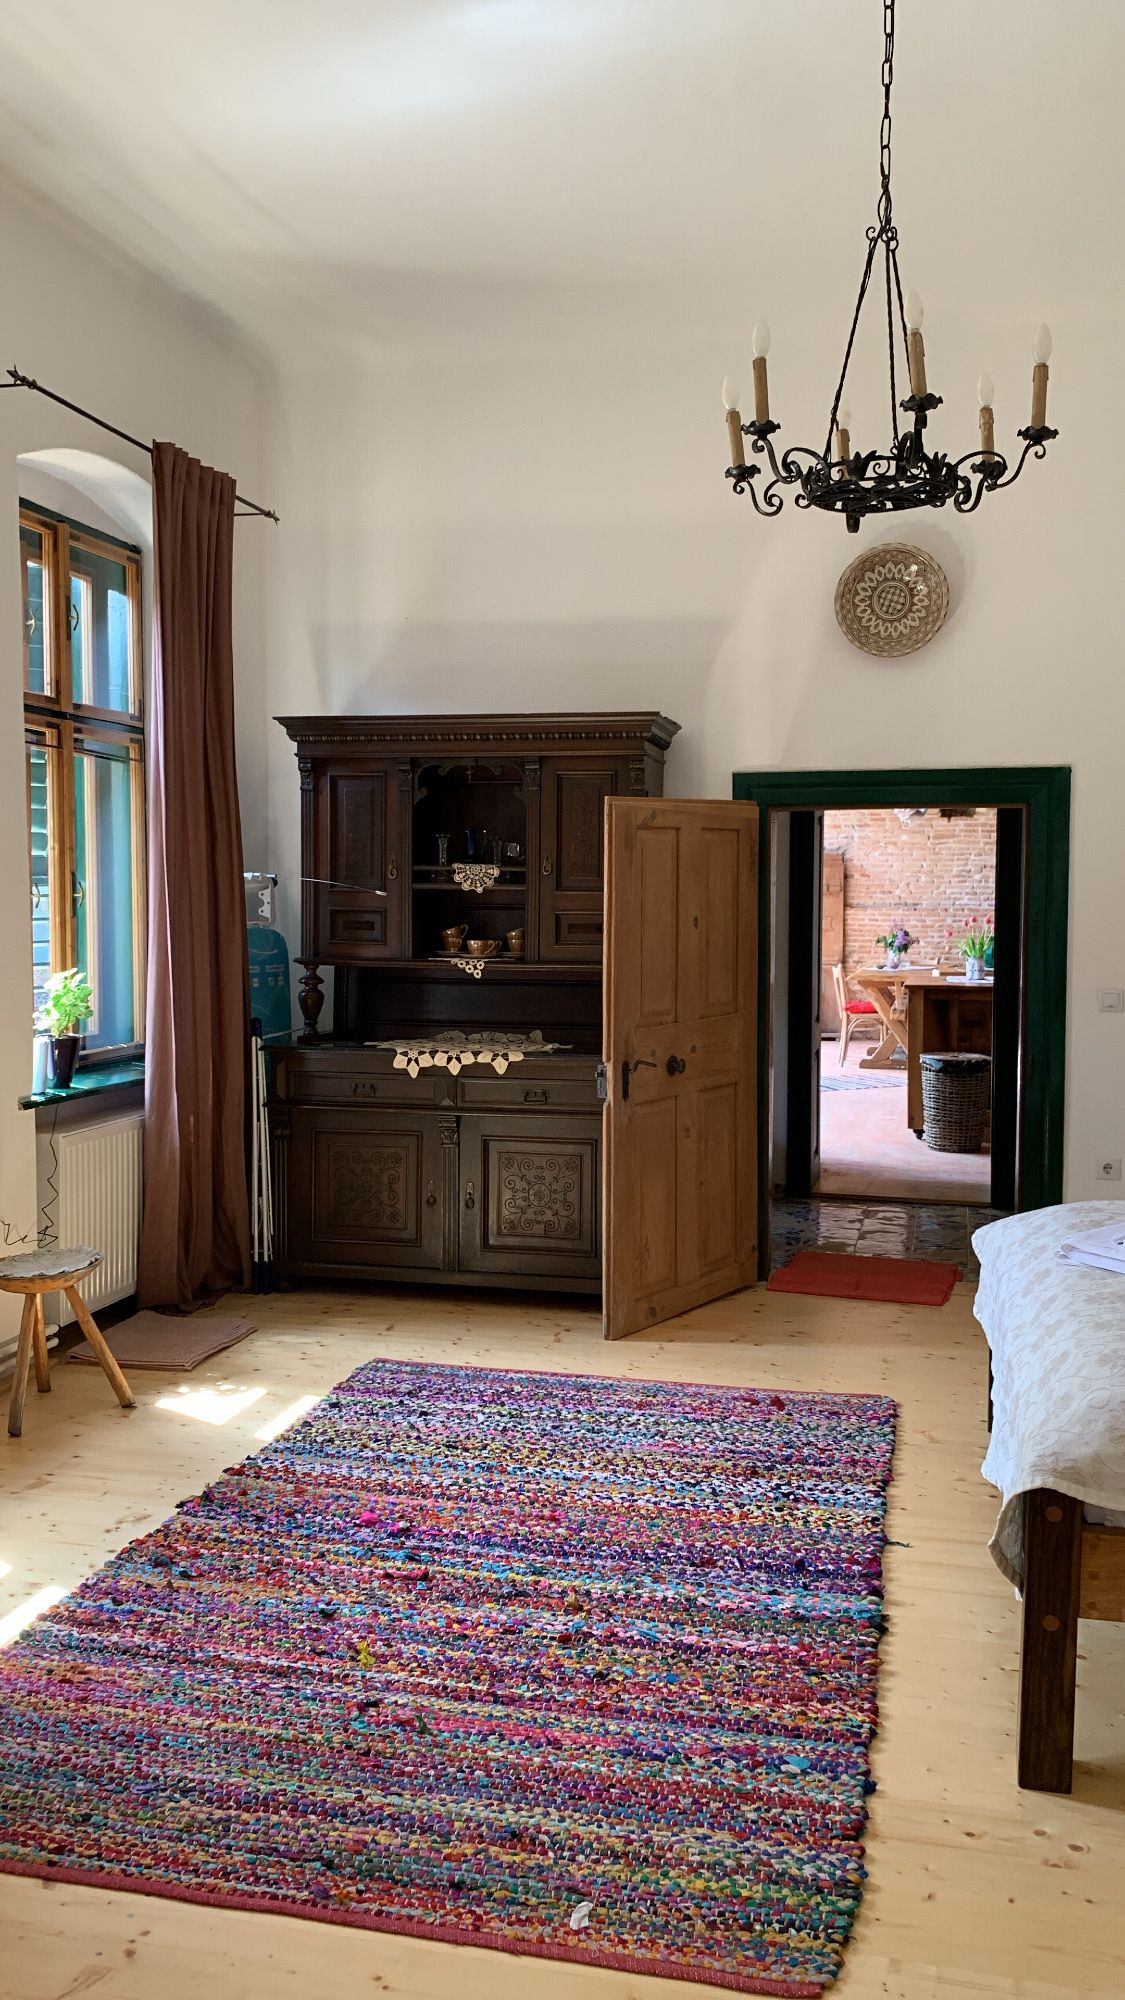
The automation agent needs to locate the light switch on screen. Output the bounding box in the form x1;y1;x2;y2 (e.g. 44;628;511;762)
1098;989;1125;1012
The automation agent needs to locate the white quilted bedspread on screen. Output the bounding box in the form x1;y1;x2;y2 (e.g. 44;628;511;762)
972;1202;1125;1587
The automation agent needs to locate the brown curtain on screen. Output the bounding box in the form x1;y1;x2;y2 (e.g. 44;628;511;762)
137;443;251;1310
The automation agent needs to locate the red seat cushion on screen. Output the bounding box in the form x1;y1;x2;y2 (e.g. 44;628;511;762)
845;999;878;1014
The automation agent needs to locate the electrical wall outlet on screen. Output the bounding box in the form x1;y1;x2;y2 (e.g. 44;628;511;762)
1098;1157;1123;1181
1098;989;1125;1012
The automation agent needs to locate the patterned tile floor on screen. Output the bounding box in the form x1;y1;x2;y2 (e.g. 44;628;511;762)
770;1196;1006;1282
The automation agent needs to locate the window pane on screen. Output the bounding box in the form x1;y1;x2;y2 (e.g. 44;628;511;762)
21;525;50;696
74;741;138;1048
70;543;135;714
26;740;55;1014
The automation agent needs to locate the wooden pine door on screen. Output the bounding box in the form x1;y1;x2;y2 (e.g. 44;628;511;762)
602;799;759;1340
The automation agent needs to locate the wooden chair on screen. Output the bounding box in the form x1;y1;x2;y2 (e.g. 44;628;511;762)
830;961;878;1065
0;1246;135;1439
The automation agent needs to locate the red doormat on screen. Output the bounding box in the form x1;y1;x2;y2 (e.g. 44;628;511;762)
769;1250;962;1306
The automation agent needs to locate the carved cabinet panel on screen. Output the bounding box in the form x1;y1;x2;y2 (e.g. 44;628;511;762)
285;1107;443;1272
312;762;406;961
537;756;635;962
457;1113;601;1281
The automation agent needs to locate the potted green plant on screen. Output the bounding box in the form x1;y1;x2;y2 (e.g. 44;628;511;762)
959;919;994;982
35;968;93;1088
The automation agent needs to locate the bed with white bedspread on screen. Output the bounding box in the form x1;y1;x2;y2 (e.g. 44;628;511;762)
971;1200;1125;1789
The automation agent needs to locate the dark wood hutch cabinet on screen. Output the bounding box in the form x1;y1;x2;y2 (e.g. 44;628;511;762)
270;713;679;1294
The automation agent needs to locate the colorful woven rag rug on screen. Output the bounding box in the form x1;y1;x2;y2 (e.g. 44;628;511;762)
0;1362;896;1996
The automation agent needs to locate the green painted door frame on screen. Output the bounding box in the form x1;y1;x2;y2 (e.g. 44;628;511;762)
732;767;1070;1258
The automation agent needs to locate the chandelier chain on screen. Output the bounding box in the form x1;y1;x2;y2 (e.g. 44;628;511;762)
878;0;895;234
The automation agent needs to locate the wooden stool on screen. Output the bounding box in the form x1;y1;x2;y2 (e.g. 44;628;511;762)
0;1246;135;1439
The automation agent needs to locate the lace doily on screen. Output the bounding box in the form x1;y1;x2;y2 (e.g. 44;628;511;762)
367;1030;570;1077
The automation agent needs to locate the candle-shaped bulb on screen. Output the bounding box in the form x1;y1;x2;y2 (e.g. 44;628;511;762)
722;375;739;412
837;403;852;430
752;319;771;358
904;289;924;331
977;371;994;409
1033;323;1053;364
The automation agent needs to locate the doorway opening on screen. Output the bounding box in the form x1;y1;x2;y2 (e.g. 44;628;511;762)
732;768;1070;1280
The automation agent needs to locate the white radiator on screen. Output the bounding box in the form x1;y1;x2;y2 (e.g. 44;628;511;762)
35;1113;144;1326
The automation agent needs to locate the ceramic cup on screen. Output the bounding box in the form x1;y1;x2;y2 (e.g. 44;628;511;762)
466;938;500;957
506;928;525;956
441;924;467;952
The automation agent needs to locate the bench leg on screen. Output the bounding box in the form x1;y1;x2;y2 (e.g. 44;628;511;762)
1018;1488;1082;1792
7;1296;36;1438
63;1287;135;1411
32;1295;51;1394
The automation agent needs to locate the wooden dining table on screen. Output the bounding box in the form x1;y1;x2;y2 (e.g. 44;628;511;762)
853;967;994;1131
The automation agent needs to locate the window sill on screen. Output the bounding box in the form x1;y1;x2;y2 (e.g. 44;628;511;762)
19;1057;145;1111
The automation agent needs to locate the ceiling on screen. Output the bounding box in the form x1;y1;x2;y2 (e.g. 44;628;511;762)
0;1;1117;361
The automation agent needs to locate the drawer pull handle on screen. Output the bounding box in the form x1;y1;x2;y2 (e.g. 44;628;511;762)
425;1181;438;1207
523;1088;550;1103
352;1082;379;1097
464;1181;476;1211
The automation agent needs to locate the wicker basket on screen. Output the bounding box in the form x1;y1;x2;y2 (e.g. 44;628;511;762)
921;1052;992;1153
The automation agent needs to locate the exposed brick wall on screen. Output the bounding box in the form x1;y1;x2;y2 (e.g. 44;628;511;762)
824;807;997;992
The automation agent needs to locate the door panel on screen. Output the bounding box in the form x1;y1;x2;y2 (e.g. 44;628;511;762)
991;805;1026;1210
697;1082;740;1273
637;824;680;1021
700;825;741;1016
634;1097;679;1294
539;756;632;961
603;798;758;1340
313;764;404;961
458;1114;601;1280
784;809;824;1196
287;1108;443;1270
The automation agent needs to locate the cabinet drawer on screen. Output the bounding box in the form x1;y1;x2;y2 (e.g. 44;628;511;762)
456;1074;599;1111
276;1058;446;1108
458;1114;601;1280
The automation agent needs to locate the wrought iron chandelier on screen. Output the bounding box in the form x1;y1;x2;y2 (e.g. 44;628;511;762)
721;0;1057;532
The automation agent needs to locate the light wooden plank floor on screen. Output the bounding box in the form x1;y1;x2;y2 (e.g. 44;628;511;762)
1;1281;1123;2000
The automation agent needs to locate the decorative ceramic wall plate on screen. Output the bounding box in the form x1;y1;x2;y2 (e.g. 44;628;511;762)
834;543;949;657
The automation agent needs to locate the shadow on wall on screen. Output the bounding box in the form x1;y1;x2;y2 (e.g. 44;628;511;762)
310;617;726;790
17;447;153;548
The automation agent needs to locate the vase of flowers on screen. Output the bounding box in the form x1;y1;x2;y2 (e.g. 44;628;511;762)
35;968;93;1088
876;925;917;971
959;919;994;982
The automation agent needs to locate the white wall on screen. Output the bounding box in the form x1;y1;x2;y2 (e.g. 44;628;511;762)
264;288;1122;1203
0;177;269;1324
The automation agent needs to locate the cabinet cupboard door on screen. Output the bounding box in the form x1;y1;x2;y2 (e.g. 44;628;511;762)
286;1108;443;1271
537;756;632;960
458;1114;601;1281
313;764;405;961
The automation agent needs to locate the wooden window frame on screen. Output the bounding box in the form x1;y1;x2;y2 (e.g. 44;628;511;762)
21;502;146;1063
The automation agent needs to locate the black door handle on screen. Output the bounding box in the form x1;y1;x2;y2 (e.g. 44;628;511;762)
621;1057;657;1101
666;1055;686;1076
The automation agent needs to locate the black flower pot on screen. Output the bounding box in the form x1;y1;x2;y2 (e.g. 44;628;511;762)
48;1035;80;1089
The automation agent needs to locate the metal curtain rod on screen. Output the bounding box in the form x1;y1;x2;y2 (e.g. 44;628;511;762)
2;366;279;521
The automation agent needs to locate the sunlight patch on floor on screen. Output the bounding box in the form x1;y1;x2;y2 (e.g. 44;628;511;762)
254;1393;320;1442
0;1584;67;1647
155;1383;268;1426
